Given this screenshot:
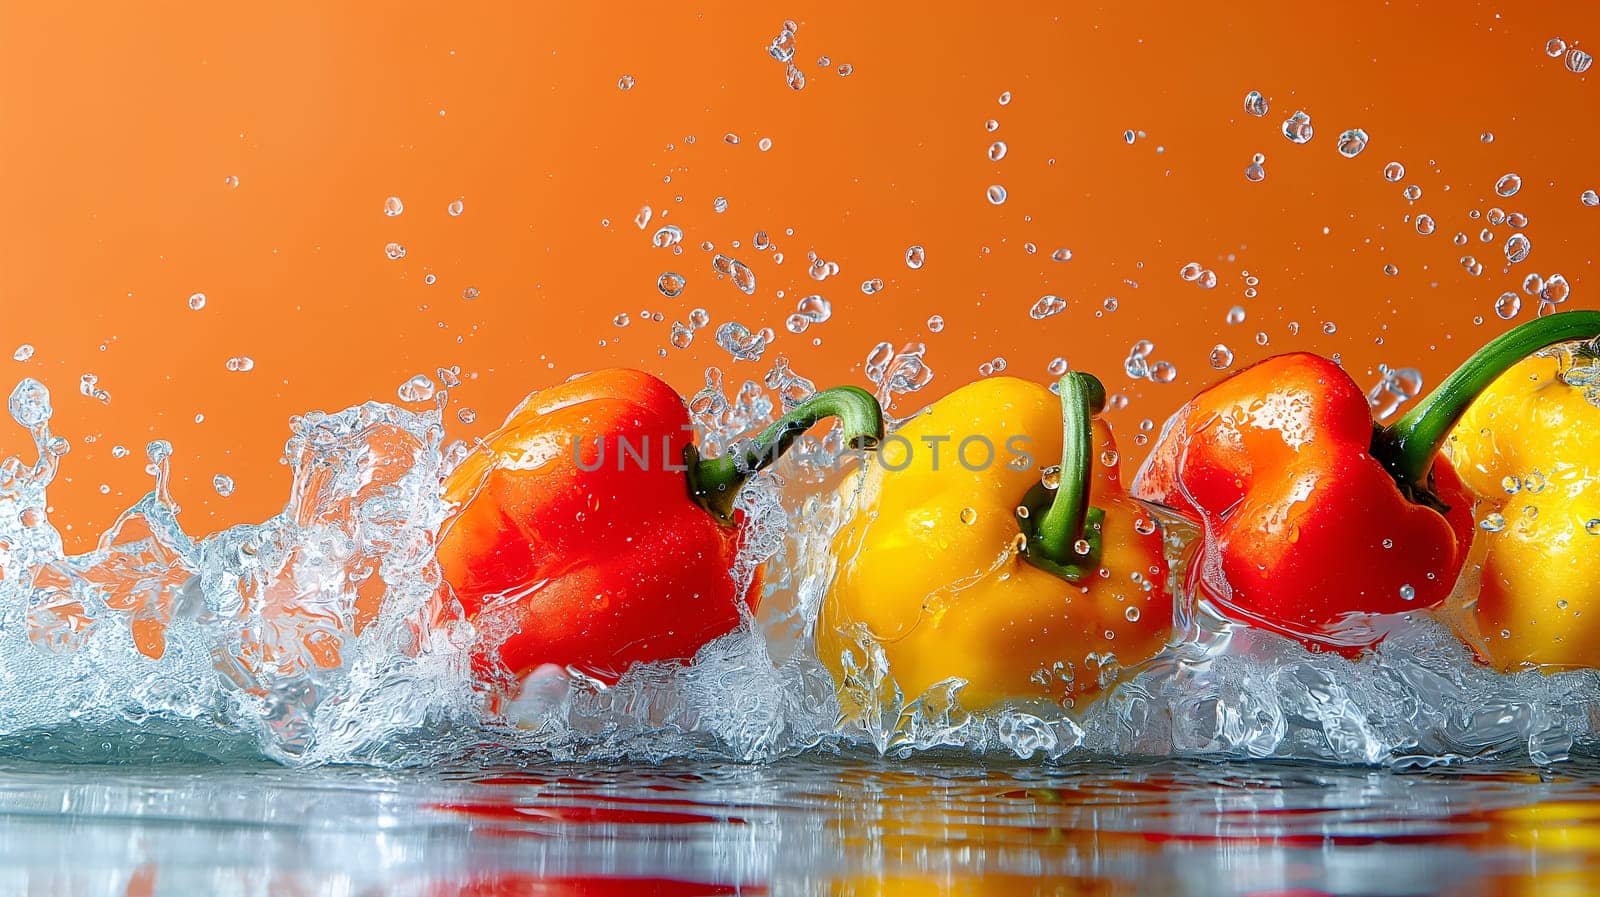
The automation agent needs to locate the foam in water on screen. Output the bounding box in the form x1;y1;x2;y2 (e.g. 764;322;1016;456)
2;349;1598;768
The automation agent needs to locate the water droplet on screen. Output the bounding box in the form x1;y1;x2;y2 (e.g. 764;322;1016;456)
1150;361;1177;383
1583;189;1600;207
1245;161;1266;182
448;199;465;216
462;287;480;300
1244;90;1269;116
1281;110;1313;144
1073;538;1092;556
925;315;945;333
1505;233;1531;264
670;322;695;349
1586;519;1600;536
1133;517;1156;536
188;292;207;310
905;245;926;269
1399;584;1416;601
1481;131;1495;143
12;345;34;363
1336;128;1369;158
652;225;684;249
224;175;239;187
1051;248;1072;262
1495;173;1522;197
1029;295;1067;319
837;63;853;76
1179;262;1202;282
1488;207;1506;225
959;507;978;525
986;185;1007;205
1226;306;1246;325
1568;47;1594;73
1123;129;1137;144
617;74;635;90
758;137;774;152
712;197;729;215
224;356;254;372
1541;274;1571;305
383;196;404;217
384;242;407;260
1547;37;1568;57
613;313;630;327
998;91;1012;106
212;474;235;497
1197;270;1217;289
1384;161;1406;182
1209;344;1235;369
397;374;436;402
1480;512;1507;533
987;140;1008;162
1507;211;1529;228
1124;606;1141;622
861;278;885;295
1103;296;1119;312
1495;292;1522;319
1047;357;1068;376
1415;214;1435;235
1403;185;1422;201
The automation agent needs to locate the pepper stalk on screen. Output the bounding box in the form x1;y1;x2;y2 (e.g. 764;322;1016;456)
1018;372;1108;581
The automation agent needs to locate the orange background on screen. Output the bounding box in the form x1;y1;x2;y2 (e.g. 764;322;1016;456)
1;2;1597;548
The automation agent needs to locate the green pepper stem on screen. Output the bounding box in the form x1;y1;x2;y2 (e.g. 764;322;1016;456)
1031;372;1107;566
1378;310;1600;491
687;385;884;522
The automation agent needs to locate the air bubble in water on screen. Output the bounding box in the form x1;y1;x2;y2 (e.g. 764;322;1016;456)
188;292;207;311
1209;344;1234;369
224;356;255;372
1029;295;1067;319
905;245;926;269
988;141;1008;161
1244;90;1269;116
1384;161;1405;182
383;196;404;217
657;272;686;297
384;242;406;260
1495;292;1521;319
1505;233;1531;265
1415;214;1435;235
212;474;235;497
1495;173;1522;197
1336;128;1369;158
986;185;1007;204
1281;110;1313;144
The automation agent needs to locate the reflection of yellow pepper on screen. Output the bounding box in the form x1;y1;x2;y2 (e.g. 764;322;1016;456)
1447;348;1600;671
817;373;1171;714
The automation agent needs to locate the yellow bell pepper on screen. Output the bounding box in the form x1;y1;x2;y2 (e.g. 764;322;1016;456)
816;373;1172;715
1447;343;1600;671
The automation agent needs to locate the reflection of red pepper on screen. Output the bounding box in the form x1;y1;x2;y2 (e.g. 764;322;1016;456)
1132;313;1600;648
438;369;881;683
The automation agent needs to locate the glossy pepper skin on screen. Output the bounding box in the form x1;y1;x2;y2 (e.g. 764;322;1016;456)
1132;312;1600;649
817;373;1172;713
438;368;882;684
1447;340;1600;671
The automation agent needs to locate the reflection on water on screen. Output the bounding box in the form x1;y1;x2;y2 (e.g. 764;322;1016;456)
1;755;1598;895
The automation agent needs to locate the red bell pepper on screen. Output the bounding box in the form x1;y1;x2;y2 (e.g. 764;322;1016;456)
437;368;882;684
1131;311;1600;648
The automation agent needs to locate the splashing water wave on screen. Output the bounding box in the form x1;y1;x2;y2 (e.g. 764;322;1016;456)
1;361;1597;769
